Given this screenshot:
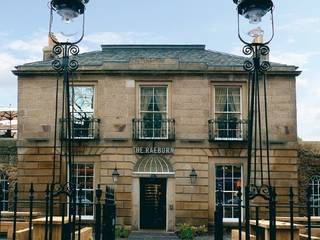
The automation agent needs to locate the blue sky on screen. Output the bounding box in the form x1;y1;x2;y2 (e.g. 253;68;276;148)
0;1;319;140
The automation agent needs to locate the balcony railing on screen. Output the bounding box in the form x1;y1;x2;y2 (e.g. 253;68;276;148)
60;117;100;140
132;118;175;141
208;119;247;142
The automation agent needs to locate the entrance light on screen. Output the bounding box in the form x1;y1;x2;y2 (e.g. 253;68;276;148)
190;168;198;185
112;168;120;184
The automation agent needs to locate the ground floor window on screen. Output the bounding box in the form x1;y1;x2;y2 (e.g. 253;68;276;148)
73;163;94;219
310;176;320;216
215;165;242;222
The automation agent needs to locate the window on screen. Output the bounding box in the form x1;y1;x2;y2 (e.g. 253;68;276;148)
215;165;242;221
73;163;94;219
0;172;8;211
310;176;320;216
70;86;95;139
214;86;242;140
139;86;168;139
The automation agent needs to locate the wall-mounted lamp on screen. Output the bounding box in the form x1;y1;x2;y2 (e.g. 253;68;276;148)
112;167;120;184
190;168;198;185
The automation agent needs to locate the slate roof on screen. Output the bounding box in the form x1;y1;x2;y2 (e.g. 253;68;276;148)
24;44;291;66
15;45;299;74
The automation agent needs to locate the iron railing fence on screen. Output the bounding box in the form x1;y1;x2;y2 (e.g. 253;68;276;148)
214;186;320;240
60;116;100;140
208;119;248;142
0;183;116;240
132;118;175;141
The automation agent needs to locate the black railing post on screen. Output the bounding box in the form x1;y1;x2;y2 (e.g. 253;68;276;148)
237;187;242;240
95;184;102;240
44;184;50;240
0;184;3;231
78;186;83;240
255;206;260;240
102;186;116;240
245;186;250;240
269;187;276;240
307;186;312;240
214;185;223;240
28;183;34;240
289;187;294;240
12;182;18;240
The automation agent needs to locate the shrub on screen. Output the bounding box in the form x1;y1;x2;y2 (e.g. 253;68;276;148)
115;225;130;238
177;224;208;239
178;223;196;239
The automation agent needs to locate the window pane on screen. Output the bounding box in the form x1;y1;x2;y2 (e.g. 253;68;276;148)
140;87;168;139
71;86;94;113
73;163;94;217
215;87;241;113
215;165;242;220
216;166;223;178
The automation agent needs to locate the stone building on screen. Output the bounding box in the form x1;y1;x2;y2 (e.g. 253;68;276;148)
13;44;300;231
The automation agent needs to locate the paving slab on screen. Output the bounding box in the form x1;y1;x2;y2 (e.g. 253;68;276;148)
128;231;179;240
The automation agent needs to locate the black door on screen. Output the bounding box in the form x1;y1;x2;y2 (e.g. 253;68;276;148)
140;178;167;229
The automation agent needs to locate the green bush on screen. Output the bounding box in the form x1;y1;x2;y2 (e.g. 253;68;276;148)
115;225;130;238
177;224;208;239
178;223;196;239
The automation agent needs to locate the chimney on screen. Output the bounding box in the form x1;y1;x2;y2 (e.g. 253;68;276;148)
42;34;57;61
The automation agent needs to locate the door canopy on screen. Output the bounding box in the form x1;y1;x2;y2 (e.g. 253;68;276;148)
133;155;174;175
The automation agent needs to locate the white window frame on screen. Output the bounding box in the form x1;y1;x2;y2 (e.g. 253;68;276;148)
215;164;243;222
139;86;169;140
70;86;96;140
213;86;243;141
69;163;95;220
0;172;8;211
310;175;320;216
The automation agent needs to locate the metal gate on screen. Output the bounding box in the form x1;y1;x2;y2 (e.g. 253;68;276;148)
214;185;318;240
0;183;116;240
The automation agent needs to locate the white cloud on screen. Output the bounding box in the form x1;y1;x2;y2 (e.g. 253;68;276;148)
278;17;320;32
7;36;47;56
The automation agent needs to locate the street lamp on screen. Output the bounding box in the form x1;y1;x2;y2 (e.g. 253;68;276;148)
234;0;274;199
234;0;275;238
112;168;120;184
49;0;89;188
189;168;198;185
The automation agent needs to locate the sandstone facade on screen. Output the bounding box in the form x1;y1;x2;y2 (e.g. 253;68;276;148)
13;45;300;231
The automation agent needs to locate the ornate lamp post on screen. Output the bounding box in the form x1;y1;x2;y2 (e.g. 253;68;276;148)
233;0;275;238
49;0;89;186
48;2;89;237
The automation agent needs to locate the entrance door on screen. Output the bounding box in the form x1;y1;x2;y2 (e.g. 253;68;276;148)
140;178;166;229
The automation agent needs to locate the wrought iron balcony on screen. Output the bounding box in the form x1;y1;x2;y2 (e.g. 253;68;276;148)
60;116;100;140
132;118;175;141
208;119;247;142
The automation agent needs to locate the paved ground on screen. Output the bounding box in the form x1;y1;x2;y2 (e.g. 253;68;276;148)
126;231;231;240
128;231;179;240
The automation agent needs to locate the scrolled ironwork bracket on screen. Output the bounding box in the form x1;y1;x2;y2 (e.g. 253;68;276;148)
51;43;80;73
242;44;272;73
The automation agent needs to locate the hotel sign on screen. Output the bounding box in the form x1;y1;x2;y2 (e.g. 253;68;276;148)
134;147;174;154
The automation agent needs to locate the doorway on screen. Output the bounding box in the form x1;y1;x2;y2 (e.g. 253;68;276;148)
140;178;167;229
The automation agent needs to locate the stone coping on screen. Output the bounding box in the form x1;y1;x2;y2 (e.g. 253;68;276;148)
250;220;304;229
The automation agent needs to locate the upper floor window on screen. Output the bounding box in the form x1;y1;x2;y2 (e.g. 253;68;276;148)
139;86;168;139
67;86;98;139
210;86;245;141
310;175;320;216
